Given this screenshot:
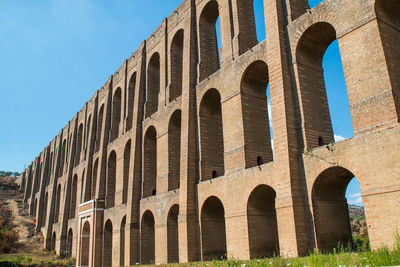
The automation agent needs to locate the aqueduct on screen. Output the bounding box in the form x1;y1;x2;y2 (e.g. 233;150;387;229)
19;0;400;266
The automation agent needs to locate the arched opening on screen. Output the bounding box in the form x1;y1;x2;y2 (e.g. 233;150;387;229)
168;110;181;191
123;140;131;204
70;175;77;219
296;22;352;149
312;167;369;252
236;0;261;55
103;220;113;267
241;61;273;168
92;159;98;199
96;105;104;152
34;198;38;218
143;127;157;198
67;228;73;257
48;152;53;186
60;139;67;176
111;88;122;142
84;164;92;202
201;196;227;260
141;210;155;264
167;204;179;263
51;232;57;251
375;0;400;115
120;216;126;267
75;124;84;166
126;73;137;131
55;184;61;223
247;185;279;258
106;151;117;208
199;0;221;81
146;53;160;118
42;192;48;226
81;170;86;203
85;115;92;158
199;89;225;181
254;0;266;43
170;29;184;102
80;221;90;266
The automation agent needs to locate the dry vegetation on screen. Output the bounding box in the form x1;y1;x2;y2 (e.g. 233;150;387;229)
0;176;72;266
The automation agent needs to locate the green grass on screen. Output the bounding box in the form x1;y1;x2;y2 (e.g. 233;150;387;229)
135;237;400;267
0;253;74;267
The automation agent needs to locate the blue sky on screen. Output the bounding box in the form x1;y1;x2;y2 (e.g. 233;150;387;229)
0;0;361;205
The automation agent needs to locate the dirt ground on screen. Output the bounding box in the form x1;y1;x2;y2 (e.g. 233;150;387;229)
0;177;54;257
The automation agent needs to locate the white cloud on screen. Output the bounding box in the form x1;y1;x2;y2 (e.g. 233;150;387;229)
348;197;363;206
348;192;361;198
334;134;346;142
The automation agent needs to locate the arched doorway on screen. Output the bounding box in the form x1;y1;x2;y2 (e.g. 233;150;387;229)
247;185;279;258
120;216;126;267
199;0;221;81
240;61;273;168
67;228;73;257
167;205;179;263
143;127;157;197
168;110;181;191
103;220;113;267
312;167;368;251
141;210;155;264
199;89;225;181
201;196;227;260
80;221;90;266
51;232;56;251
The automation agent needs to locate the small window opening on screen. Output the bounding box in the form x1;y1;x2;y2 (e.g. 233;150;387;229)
212;170;218;178
318;137;325;146
152;189;156;196
257;156;263;166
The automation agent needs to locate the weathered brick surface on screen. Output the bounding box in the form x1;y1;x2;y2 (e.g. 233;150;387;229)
19;0;400;266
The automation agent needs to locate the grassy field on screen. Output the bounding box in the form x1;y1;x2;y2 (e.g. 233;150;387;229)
0;253;74;267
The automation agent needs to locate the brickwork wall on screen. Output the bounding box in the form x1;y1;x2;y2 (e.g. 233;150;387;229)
19;0;400;266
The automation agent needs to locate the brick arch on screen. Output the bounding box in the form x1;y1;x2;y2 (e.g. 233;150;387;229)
103;219;113;267
54;184;62;223
247;184;279;258
120;215;127;267
200;196;227;260
80;221;90;266
168;109;181;191
75;123;84;166
240;60;273;168
198;0;220;81
374;0;400;116
95;104;104;152
123;139;131;204
126;72;137;131
110;87;122;142
143;126;157;198
67;228;73;257
294;22;342;149
141;210;155;264
311;166;364;252
106;150;117;208
170;29;184;102
199;88;225;181
69;174;77;219
167;204;179;263
146;53;160;118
